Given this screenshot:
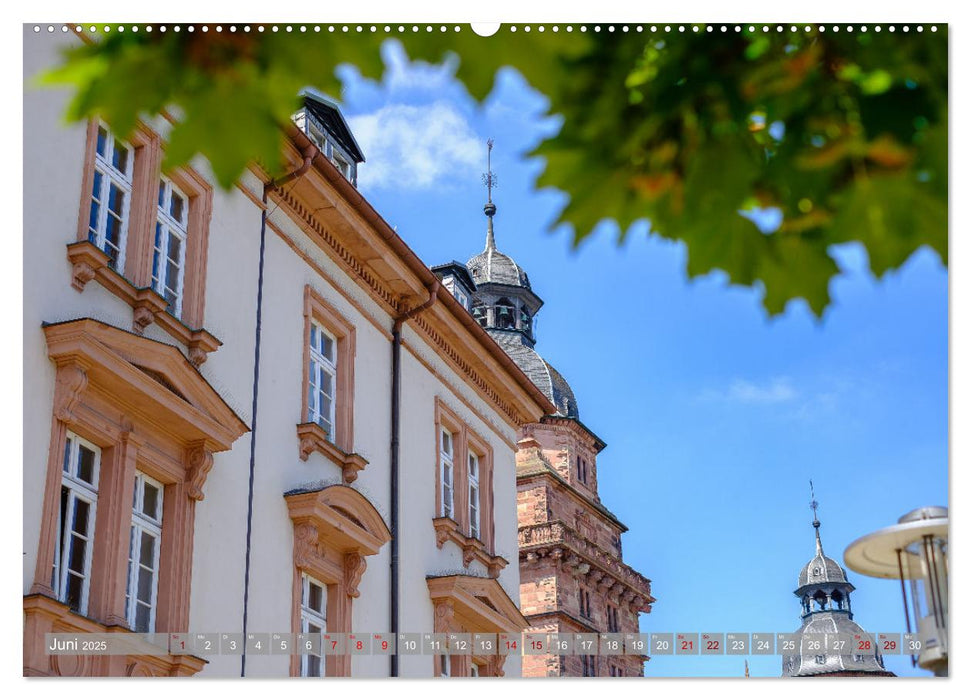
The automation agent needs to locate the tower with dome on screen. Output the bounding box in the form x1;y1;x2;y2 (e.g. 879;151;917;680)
432;141;655;677
782;494;894;677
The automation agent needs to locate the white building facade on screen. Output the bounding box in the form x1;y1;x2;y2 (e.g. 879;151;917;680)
23;29;554;678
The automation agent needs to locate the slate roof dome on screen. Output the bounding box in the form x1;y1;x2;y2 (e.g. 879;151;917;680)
466;237;532;289
798;550;850;588
492;332;579;419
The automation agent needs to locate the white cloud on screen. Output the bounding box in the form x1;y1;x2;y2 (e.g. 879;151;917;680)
700;377;798;405
348;101;482;191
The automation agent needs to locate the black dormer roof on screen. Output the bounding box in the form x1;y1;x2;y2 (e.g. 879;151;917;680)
431;261;477;293
300;88;366;164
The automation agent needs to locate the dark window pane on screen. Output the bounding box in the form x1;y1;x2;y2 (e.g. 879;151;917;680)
72;498;90;535
96;127;107;157
113;141;129;173
158;182;165;207
106;214;122;248
139;532;155;567
108;185;126;215
166;260;180;290
91;170;103;199
167;234;181;261
66;573;84;611
77;445;96;484
170;192;185;222
68;535;87;573
62;438;73;473
137;567;154;602
135;603;151;632
308;582;323;612
142;482;160;520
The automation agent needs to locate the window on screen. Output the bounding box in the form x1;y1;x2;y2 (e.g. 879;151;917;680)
579;588;592;619
609;665;624;677
152;178;189;316
439;654;451;677
470;663;480;677
308;321;338;439
432;399;501;574
454;288;469;310
300;287;357;459
577;456;588;484
582;655;596;677
126;472;163;632
607;605;619;632
53;433;100;614
440;428;455;519
87;125;133;271
468;452;480;540
300;573;327;677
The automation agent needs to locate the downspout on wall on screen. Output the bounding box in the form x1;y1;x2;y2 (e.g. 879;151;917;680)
240;146;315;677
389;282;440;677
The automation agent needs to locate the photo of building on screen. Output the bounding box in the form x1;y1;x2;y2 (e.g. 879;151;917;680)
20;19;949;683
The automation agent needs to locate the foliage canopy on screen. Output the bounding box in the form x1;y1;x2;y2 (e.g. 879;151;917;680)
41;24;948;316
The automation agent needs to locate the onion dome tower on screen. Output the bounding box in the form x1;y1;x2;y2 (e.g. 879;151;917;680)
435;140;654;677
782;486;894;677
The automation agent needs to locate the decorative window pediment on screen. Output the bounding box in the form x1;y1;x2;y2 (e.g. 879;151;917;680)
43;318;247;452
426;574;530;634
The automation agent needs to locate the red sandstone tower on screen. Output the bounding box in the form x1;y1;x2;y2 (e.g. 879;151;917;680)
435;142;655;676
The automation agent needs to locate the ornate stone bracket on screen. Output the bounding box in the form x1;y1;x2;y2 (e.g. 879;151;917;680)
185;443;215;501
344;552;366;598
131;289;168;335
295;422;368;483
53;361;89;423
65;241;222;365
432;516;508;578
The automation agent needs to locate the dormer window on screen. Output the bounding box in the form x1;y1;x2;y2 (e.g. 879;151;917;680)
292;91;364;188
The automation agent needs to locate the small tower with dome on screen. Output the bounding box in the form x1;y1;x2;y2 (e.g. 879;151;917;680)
782;487;894;677
434;140;655;677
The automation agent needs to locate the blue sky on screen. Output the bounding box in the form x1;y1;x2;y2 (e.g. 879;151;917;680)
336;40;948;678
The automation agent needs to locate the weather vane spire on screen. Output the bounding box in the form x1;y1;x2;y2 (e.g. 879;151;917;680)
810;480;823;555
481;138;498;251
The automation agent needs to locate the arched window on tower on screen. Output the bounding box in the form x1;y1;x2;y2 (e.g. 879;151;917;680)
813;590;828;611
495;298;515;330
520;308;532;335
471;301;487;328
831;589;844;610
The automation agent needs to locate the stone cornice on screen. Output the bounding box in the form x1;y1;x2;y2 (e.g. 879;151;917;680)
519;521;654;613
260;133;555;430
517;456;628;534
296;422;368;484
66;241;221;366
432;516;508;578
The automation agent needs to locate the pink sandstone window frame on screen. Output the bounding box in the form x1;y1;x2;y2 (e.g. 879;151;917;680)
71;119;216;355
300;285;357;454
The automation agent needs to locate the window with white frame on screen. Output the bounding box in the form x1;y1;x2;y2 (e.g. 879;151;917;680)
54;433;100;614
152;177;189;316
300;573;327;677
87;125;133;272
126;472;163;632
468;451;480;540
439;654;451;677
440;429;454;519
308;321;338;440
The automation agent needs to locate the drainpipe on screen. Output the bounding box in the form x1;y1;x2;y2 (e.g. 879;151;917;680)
240;146;315;677
390;281;440;677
